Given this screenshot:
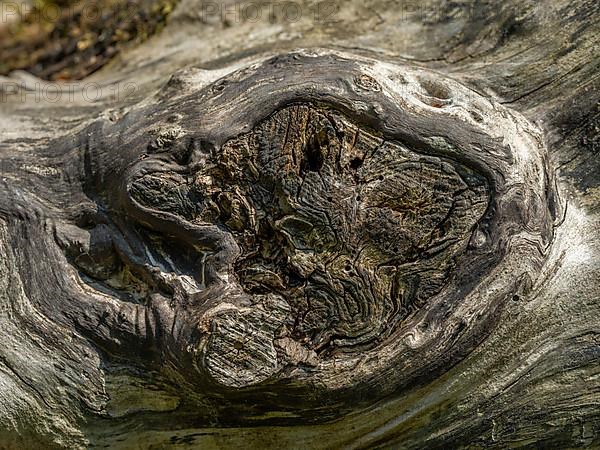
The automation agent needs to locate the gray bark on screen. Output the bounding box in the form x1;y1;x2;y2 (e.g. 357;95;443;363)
0;0;598;448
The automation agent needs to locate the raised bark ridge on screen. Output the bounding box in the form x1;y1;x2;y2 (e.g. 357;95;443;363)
0;50;565;444
74;53;559;403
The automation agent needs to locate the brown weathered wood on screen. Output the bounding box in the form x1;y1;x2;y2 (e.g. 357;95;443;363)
0;0;598;448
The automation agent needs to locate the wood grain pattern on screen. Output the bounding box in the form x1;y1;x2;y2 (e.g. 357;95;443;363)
0;0;598;448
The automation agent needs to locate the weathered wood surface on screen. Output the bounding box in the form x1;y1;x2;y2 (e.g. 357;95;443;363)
0;0;598;448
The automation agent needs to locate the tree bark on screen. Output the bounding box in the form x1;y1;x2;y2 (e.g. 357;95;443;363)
0;0;598;448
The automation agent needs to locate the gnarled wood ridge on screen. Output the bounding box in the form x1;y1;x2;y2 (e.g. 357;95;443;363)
0;50;563;445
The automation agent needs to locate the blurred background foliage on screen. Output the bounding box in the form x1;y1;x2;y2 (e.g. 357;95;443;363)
0;0;178;80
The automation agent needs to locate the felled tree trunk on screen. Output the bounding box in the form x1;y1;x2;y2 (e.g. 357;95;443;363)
0;0;598;448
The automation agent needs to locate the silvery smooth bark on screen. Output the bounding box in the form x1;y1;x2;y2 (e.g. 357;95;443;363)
0;0;598;448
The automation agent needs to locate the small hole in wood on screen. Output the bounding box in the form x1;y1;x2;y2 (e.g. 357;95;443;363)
349;157;363;170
